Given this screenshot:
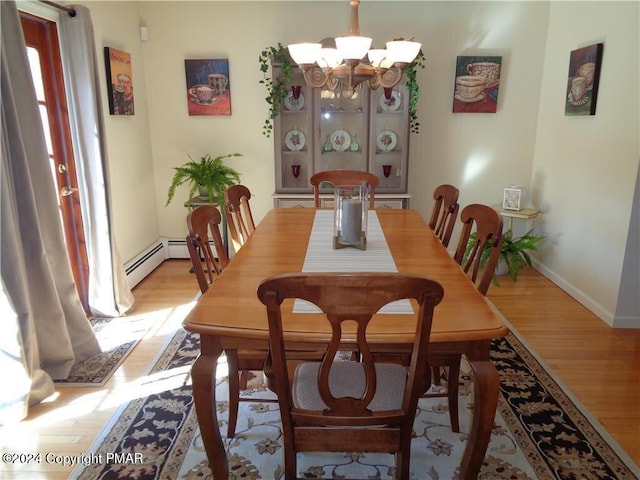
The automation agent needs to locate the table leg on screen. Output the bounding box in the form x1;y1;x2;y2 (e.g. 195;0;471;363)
191;335;227;479
459;345;500;480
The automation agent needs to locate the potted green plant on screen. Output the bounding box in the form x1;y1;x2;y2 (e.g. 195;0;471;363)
166;153;242;207
464;229;546;283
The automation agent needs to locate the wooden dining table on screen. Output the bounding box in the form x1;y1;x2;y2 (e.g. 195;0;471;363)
183;207;509;480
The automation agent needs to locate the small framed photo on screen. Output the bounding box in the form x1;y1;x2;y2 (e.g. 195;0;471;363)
185;59;231;116
453;55;502;113
565;43;603;116
104;47;134;115
503;186;522;211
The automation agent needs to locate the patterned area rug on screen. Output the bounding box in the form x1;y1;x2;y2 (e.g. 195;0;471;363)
55;316;153;387
70;327;639;479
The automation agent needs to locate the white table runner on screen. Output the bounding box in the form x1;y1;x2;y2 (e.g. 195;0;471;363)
294;210;413;314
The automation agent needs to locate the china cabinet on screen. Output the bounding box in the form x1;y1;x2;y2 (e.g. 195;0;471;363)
272;65;411;208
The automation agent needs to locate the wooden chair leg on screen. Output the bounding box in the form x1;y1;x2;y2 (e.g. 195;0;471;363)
397;434;412;480
239;369;250;390
447;356;461;433
284;445;297;480
225;350;240;438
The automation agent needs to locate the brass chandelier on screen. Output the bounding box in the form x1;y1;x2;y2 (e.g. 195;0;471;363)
287;0;421;92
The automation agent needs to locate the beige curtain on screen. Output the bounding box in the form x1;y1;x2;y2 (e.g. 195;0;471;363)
0;1;100;423
58;5;135;316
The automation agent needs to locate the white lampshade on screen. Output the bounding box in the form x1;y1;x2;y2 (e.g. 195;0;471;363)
367;49;386;68
335;35;372;60
318;47;343;68
288;43;322;65
385;40;421;64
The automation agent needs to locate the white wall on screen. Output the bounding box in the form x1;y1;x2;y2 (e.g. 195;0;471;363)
79;1;638;327
532;1;639;327
84;1;159;263
136;1;550;239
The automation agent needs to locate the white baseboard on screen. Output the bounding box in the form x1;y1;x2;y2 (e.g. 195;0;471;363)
612;315;640;329
167;238;230;259
124;240;168;288
534;261;640;328
167;239;190;259
123;238;216;289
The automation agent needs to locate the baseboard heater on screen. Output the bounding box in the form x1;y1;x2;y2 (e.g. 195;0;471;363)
124;241;167;288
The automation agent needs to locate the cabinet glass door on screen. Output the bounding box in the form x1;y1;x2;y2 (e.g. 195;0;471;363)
273;65;411;197
369;83;409;193
274;68;314;193
314;84;369;182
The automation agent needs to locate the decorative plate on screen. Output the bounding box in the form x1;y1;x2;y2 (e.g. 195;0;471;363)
376;130;397;152
379;90;401;112
284;91;304;111
330;130;351;152
284;129;305;151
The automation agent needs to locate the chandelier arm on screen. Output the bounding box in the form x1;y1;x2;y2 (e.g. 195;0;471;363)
369;72;381;90
326;76;340;91
302;66;331;89
377;67;404;89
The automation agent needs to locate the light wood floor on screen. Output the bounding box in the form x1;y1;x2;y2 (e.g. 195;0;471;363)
1;260;637;479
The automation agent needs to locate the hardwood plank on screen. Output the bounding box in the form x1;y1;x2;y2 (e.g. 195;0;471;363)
488;267;640;464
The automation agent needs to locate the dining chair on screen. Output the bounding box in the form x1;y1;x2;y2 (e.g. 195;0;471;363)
186;205;229;292
224;184;256;252
428;184;460;248
453;203;504;295
186;205;269;438
426;203;504;432
310;170;379;208
257;272;444;480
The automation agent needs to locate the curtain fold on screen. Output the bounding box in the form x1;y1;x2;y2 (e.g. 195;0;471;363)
58;5;134;317
0;1;101;423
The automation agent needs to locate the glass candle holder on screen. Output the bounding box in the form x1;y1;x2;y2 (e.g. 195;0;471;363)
333;184;368;250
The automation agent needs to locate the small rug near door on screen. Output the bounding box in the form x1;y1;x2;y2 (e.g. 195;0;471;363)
54;315;153;387
70;327;639;480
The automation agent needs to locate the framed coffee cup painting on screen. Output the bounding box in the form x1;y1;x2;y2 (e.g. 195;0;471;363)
184;59;231;116
452;55;502;113
105;47;134;115
564;43;603;116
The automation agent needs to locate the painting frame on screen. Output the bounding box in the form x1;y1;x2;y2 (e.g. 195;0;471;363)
452;55;502;114
564;43;604;116
104;47;134;115
184;59;231;116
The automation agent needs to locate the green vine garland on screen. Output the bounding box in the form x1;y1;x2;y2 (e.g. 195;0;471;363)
258;43;294;137
405;49;426;134
259;43;426;137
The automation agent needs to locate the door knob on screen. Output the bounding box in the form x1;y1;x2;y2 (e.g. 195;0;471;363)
60;185;78;196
